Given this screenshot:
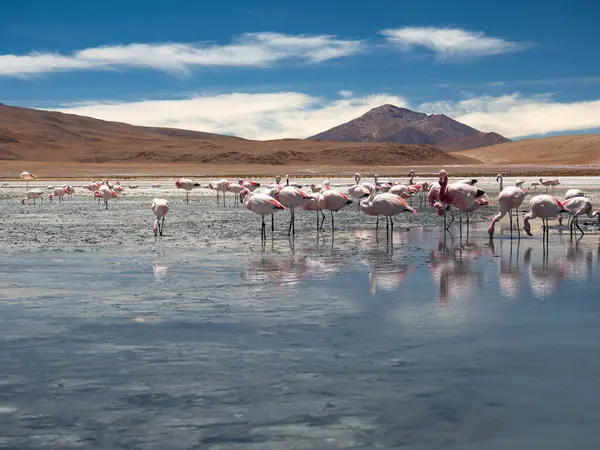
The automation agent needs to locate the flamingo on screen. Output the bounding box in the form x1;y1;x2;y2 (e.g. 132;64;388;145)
523;194;570;237
227;180;247;207
20;188;44;205
95;185;118;209
565;189;585;199
348;173;371;210
317;189;353;232
20;171;36;188
558;197;600;236
113;181;124;192
151;198;169;237
488;186;529;237
48;187;67;204
242;180;261;191
214;179;230;206
515;178;525;188
175;177;200;204
438;169;485;231
63;185;75;199
496;174;504;192
529;181;540;190
363;186;416;232
241;188;287;240
129;184;139;189
301;192;327;231
274;176;310;236
539;177;560;193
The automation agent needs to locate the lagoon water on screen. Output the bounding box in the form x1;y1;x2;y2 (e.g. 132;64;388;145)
1;177;600;449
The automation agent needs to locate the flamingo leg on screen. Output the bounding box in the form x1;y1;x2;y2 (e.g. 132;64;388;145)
376;216;379;231
186;192;189;204
271;214;274;232
390;216;394;231
261;216;266;240
320;211;326;230
576;217;584;236
161;217;165;236
331;211;335;232
516;212;521;237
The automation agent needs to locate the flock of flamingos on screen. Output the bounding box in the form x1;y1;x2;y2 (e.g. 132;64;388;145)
15;169;600;239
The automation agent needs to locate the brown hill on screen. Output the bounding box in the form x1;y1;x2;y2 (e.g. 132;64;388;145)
308;104;511;150
455;134;600;165
0;103;463;166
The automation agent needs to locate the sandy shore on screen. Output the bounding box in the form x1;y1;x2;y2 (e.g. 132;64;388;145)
1;160;600;180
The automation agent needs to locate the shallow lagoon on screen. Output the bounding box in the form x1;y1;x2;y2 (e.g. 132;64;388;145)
1;178;600;449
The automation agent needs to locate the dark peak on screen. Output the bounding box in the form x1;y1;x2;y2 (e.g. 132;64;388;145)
0;102;5;107
368;104;415;114
364;104;425;121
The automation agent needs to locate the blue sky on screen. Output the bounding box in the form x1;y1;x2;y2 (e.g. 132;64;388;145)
2;0;600;140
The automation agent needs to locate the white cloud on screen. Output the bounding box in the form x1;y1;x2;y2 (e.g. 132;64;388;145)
338;90;353;98
0;32;364;77
49;91;600;140
380;27;524;59
52;92;409;140
420;94;600;138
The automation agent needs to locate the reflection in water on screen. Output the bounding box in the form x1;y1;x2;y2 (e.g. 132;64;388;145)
489;235;600;300
428;235;484;304
153;248;169;283
489;239;522;300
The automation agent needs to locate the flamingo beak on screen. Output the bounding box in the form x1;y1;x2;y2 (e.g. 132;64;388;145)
20;199;25;205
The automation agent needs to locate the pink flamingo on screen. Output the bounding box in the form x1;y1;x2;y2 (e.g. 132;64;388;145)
488;186;529;237
213;179;230;206
242;179;261;191
558;197;600;236
302;192;327;231
94;185;118;209
63;185;75;199
438;169;485;231
227;179;247;207
20;171;36;189
241;188;287;240
49;187;67;204
348;173;370;210
113;181;124;192
318;189;353;231
539;177;560;193
274;175;310;236
363;187;416;232
151;198;169;236
523;194;569;237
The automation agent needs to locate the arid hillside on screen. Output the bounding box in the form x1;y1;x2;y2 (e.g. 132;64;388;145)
455;134;600;165
0;103;464;166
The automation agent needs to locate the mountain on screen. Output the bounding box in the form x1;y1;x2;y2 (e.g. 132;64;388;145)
454;134;600;165
0;103;463;166
0;103;242;143
307;104;511;150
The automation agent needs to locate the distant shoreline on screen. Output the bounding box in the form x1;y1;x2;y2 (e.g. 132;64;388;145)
1;161;599;180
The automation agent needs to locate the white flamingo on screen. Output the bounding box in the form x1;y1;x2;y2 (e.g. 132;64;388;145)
20;188;44;205
151;198;169;236
95;185;118;209
227;180;246;207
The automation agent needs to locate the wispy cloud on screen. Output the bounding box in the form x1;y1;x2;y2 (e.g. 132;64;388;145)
50;92;409;140
0;32;364;77
380;27;525;59
48;91;600;140
420;93;600;138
